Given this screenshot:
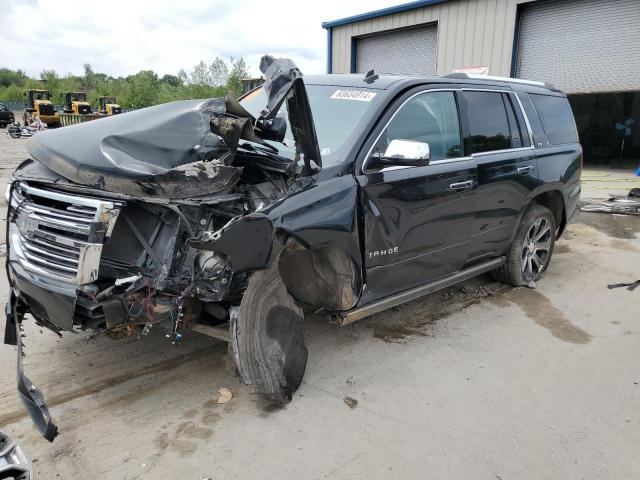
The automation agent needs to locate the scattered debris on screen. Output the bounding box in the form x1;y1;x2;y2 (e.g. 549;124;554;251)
105;324;137;340
581;194;640;215
608;280;640;292
343;396;358;409
217;387;233;404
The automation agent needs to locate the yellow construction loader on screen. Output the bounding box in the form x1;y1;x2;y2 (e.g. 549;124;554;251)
98;96;122;115
25;89;60;127
63;92;92;114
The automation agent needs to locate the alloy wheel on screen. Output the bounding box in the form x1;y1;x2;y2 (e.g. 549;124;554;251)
521;217;552;280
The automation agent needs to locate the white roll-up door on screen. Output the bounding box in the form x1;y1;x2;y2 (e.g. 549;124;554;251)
356;24;438;76
516;0;640;94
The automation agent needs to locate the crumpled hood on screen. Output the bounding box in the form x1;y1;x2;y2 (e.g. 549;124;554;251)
25;56;321;199
26;98;240;198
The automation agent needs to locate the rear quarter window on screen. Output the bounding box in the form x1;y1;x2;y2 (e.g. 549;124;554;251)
530;94;578;145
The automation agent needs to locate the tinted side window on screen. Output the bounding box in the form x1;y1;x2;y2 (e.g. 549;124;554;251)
463;91;512;153
375;91;462;161
530;94;578;145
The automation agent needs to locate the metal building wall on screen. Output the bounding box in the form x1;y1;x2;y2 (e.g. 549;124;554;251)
330;0;527;77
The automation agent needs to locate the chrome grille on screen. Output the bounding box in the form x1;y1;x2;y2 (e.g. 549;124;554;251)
9;183;121;285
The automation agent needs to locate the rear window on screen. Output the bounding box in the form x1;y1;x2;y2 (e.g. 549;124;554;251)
530;94;578;145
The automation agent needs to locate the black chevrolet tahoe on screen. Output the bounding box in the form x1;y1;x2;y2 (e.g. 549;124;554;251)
3;57;581;440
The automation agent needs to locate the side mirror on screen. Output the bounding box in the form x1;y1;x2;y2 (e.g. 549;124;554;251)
369;139;430;168
257;116;287;142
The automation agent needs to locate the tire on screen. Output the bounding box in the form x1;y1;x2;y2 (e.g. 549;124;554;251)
492;204;556;286
237;262;307;403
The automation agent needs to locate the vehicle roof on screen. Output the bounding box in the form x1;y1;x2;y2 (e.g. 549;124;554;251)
303;73;562;95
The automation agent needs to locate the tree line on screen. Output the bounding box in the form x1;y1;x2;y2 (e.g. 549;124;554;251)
0;57;250;109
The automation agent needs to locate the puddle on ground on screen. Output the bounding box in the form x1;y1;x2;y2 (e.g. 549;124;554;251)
574;211;640;240
498;288;592;344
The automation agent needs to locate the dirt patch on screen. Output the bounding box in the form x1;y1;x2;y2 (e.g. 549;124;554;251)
257;400;287;418
367;278;510;343
202;412;220;426
0;345;222;427
153;432;170;450
182;408;198;419
343;396;358;409
152;421;213;460
176;421;214;440
500;289;592;344
554;243;571;255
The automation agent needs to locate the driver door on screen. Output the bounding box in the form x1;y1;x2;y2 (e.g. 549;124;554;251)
356;88;477;305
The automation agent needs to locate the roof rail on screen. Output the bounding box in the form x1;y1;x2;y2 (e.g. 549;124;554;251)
443;73;553;89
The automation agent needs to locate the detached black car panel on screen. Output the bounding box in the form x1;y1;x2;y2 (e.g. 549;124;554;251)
2;57;581;440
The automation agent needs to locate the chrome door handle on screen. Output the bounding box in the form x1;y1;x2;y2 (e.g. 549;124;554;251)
517;165;534;175
449;180;474;191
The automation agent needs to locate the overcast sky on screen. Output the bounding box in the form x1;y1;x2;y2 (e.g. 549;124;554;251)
1;0;400;78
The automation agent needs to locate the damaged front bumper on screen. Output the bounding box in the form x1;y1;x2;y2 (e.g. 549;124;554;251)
4;294;58;442
3;178;281;440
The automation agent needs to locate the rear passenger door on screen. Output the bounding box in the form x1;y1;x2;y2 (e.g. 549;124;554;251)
458;89;540;265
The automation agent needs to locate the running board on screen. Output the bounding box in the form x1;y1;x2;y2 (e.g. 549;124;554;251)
338;257;505;326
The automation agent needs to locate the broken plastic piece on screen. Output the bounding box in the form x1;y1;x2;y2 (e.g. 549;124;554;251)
115;275;143;286
217;387;233;404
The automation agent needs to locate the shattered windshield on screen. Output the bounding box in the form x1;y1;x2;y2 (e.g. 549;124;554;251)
240;84;380;166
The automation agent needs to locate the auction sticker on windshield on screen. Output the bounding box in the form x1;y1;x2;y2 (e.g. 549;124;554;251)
330;90;377;102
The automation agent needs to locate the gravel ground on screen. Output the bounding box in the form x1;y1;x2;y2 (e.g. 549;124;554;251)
0;132;639;479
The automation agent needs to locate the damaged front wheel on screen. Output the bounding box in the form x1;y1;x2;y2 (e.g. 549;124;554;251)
236;260;308;403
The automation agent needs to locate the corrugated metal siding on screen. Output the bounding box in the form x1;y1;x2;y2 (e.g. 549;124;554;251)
330;0;521;76
516;0;640;93
355;24;438;75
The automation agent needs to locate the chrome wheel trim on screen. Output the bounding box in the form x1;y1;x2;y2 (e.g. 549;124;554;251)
521;217;552;280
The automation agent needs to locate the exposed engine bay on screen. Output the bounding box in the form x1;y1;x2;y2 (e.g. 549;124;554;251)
8;141;294;335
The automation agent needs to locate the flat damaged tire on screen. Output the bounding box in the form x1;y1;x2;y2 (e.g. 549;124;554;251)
237;262;307;403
